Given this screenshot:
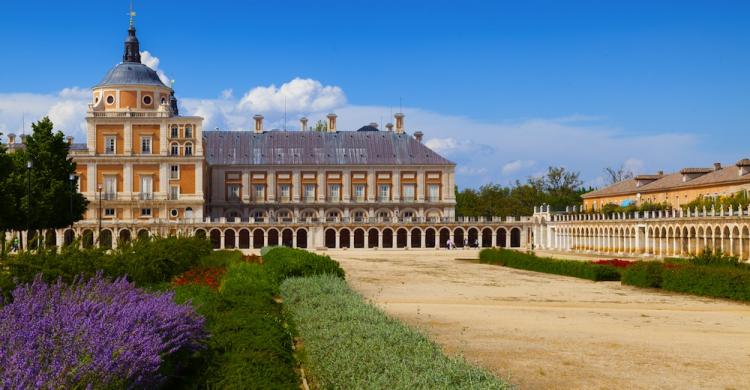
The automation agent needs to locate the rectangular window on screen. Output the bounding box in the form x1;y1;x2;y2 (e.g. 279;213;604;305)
227;184;240;201
304;184;316;201
378;184;390;201
104;208;115;217
254;184;266;201
104;136;116;154
428;184;440;201
278;184;290;201
170;126;179;138
141;208;152;217
140;175;153;200
402;184;415;201
353;184;365;201
328;184;341;201
141;136;152;154
104;175;117;200
169;185;179;200
170;143;179;156
184;143;193;156
170;165;179;180
185;126;193;138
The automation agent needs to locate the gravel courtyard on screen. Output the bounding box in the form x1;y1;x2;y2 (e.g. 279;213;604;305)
320;249;750;390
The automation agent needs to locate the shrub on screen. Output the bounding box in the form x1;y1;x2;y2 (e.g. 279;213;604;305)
591;259;634;268
479;248;621;281
661;265;750;301
172;263;299;389
281;275;510;389
263;247;345;287
0;273;205;389
621;261;664;288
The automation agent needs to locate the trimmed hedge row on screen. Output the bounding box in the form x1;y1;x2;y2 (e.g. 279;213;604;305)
479;248;621;281
622;261;750;301
263;247;345;288
281;275;510;389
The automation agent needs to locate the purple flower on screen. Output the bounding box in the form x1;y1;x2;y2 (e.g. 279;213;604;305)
0;273;206;389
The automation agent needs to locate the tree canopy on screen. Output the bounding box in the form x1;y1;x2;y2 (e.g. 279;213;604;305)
455;166;591;217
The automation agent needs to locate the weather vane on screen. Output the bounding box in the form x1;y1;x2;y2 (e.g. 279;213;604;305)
128;1;136;27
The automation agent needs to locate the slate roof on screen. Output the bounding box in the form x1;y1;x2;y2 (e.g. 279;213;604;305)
584;162;750;199
95;62;168;88
203;130;454;166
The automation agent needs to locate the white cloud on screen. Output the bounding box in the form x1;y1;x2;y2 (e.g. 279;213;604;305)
501;160;536;175
237;78;346;113
0;90;89;141
140;51;171;86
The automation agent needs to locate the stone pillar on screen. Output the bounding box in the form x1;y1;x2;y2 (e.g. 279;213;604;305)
220;233;225;249
124;121;132;155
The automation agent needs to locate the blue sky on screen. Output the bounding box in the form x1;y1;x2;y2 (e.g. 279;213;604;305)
1;0;748;188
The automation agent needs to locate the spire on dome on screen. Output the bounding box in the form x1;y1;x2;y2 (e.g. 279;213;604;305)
123;1;141;63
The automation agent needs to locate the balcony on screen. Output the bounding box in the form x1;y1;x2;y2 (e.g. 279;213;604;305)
277;196;291;203
101;192;117;201
168;193;180;201
427;196;440;202
139;192;154;201
302;196;316;203
327;196;341;203
401;196;416;203
352;196;367;203
377;196;390;202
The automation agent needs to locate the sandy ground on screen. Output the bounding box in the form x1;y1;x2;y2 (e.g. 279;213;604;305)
317;249;750;390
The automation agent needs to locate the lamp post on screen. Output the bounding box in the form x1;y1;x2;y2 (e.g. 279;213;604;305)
97;183;103;246
69;174;75;224
26;160;32;251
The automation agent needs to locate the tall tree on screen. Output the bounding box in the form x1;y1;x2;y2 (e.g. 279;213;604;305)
603;165;635;184
9;117;88;246
0;133;14;254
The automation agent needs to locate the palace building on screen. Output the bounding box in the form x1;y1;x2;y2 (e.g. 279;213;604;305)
582;160;750;211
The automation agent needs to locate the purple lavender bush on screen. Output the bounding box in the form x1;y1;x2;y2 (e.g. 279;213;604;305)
0;273;206;389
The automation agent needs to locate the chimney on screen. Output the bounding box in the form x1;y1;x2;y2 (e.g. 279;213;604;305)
66;136;73;145
253;114;264;134
413;131;423;143
385;122;394;132
7;133;16;145
300;117;309;131
657;170;664;175
394;112;405;134
20;134;28;144
368;122;379;129
713;162;722;171
326;113;337;132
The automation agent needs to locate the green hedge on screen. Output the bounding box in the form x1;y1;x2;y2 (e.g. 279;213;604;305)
171;262;299;389
479;248;621;281
621;261;664;288
281;275;509;389
263;247;345;287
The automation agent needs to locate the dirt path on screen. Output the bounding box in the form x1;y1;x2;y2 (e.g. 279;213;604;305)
319;249;750;390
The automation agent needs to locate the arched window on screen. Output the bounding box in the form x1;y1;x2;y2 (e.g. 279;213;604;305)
184;142;193;156
353;211;366;222
170;142;179;156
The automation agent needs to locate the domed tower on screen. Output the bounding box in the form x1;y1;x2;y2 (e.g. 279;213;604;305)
76;11;205;227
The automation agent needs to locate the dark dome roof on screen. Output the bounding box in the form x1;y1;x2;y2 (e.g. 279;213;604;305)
356;125;380;132
95;62;168;88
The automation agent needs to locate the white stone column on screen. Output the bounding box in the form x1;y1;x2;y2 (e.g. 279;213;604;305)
124;121;132;155
124;163;133;196
159;122;168;155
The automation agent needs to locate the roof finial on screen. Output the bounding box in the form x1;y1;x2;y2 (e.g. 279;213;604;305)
129;0;136;28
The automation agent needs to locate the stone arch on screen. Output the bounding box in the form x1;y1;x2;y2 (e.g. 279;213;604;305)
496;228;508;248
410;227;422;248
481;228;493;248
224;229;236;249
467;227;479;248
325;228;337;249
731;225;741;257
137;229;150;241
367;228;379;248
425;228;437;248
400;208;419;221
350;208;369;222
250;209;268;222
296;228;308;248
282;228;294;247
396;228;408;248
353;228;366;248
510;227;521;248
209;229;221;249
382;228;394;248
239;229;250;249
325;208;343;221
253;229;265;249
299;208;319;221
741;225;750;261
118;229;132;245
268;229;279;246
63;229;75;247
454;227;465;248
82;229;94;249
99;229;113;249
375;208;392;222
425;208;442;222
194;229;207;239
276;208;294;222
339;228;351;248
439;227;450;248
44;230;57;248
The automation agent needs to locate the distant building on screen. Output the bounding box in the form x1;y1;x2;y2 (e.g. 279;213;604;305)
583;161;750;211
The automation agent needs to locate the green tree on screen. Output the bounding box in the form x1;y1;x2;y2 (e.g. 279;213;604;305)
0;133;14;255
9;117;88;249
313;120;328;132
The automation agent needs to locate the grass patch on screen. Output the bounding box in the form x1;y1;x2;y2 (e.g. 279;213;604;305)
281;274;511;390
479;248;621;281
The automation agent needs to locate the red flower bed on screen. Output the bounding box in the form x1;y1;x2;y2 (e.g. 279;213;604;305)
242;254;263;264
591;259;634;268
172;266;226;290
